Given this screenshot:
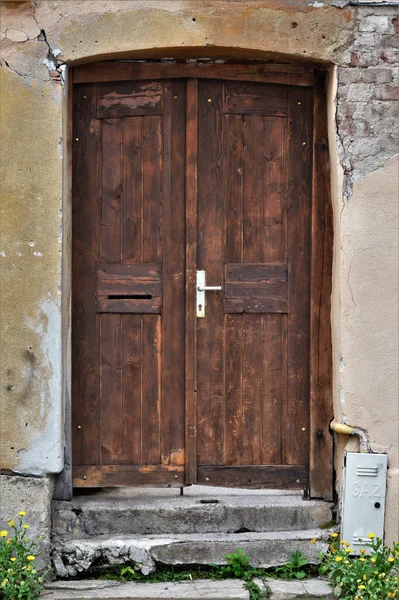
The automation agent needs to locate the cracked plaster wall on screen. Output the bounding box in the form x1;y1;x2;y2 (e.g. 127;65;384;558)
0;0;398;543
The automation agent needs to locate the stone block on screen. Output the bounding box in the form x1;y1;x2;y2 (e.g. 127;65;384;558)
346;83;376;102
360;68;393;84
359;16;390;34
256;577;334;599
375;85;399;100
0;474;53;572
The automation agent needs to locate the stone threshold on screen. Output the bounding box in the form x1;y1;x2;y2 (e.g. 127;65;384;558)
41;577;334;599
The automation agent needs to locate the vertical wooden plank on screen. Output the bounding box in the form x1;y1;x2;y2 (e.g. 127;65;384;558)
310;71;333;500
262;117;287;466
142;115;162;263
101;119;122;263
122;117;143;264
72;83;101;467
284;87;312;466
241;114;264;465
100;117;123;465
224;114;244;466
100;314;123;464
141;316;161;464
185;79;198;484
121;314;142;464
197;80;225;467
161;80;186;467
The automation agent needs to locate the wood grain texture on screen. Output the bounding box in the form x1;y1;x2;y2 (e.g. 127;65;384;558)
197;465;307;488
97;81;163;118
185;79;199;484
72;84;101;467
75;62;314;86
310;71;333;500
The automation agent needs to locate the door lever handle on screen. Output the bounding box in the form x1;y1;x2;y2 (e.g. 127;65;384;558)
196;271;222;317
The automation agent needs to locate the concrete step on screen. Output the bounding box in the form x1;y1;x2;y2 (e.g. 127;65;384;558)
53;486;333;538
41;578;334;599
51;529;329;578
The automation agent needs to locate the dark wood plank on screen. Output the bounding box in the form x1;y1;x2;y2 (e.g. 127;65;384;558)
72;84;101;467
197;465;307;488
185;79;198;484
100;314;123;464
142;116;162;263
97;278;161;296
197;80;225;467
96;296;161;314
310;71;333;500
226;263;287;281
226;280;287;299
225;115;243;263
224;315;243;465
242;314;262;464
141;316;161;464
75;62;314;86
98;264;160;279
225;93;287;116
121;314;142;464
261;314;285;464
101;118;122;263
97;81;162;118
284;87;312;466
263;117;287;262
225;81;289;98
122;117;143;264
161;79;186;468
73;465;184;487
225;297;288;314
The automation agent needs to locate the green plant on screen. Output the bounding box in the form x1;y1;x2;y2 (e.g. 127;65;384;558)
223;548;251;578
273;550;309;580
319;533;399;599
0;512;48;600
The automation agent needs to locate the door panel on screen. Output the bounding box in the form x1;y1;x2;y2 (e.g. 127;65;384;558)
72;74;315;490
196;80;312;488
72;80;186;487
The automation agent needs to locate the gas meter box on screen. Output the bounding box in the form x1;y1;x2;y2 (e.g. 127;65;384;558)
341;452;387;553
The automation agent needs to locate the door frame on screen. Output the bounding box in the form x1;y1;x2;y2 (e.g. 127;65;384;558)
55;61;333;501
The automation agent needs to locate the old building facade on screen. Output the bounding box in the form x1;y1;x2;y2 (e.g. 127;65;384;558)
0;0;398;569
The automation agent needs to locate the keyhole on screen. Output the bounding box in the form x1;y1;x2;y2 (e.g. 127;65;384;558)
198;304;202;312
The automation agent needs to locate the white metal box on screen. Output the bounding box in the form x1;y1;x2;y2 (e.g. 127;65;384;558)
341;452;388;552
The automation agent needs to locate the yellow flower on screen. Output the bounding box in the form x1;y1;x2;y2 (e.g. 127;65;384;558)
26;565;32;571
18;511;26;517
367;533;376;539
370;557;376;563
344;542;351;547
340;540;346;545
388;557;394;562
363;575;367;580
379;572;386;578
311;538;317;544
6;539;11;544
359;557;366;562
8;520;14;527
335;556;343;562
344;560;350;564
331;533;339;538
360;549;366;554
0;530;8;537
358;585;366;590
26;555;35;561
10;558;16;563
345;547;352;553
23;524;29;530
1;579;8;587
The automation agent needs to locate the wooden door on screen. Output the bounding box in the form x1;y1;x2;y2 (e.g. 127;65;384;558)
72;80;186;487
195;80;312;489
71;66;332;495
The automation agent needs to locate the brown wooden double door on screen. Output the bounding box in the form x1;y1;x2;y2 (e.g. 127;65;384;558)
72;73;315;490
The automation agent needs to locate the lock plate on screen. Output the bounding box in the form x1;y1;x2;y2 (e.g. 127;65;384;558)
197;270;206;317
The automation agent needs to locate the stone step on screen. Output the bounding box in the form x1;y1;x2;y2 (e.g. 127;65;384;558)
52;529;329;579
53;486;333;539
41;578;334;599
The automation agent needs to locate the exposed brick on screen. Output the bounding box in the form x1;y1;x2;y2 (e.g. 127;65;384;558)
346;83;376;102
379;50;399;64
381;33;399;49
359;16;390;34
374;86;399;101
339;69;362;84
360;68;393;84
393;18;399;34
350;51;380;67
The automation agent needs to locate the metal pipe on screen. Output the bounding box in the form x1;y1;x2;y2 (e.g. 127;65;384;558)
330;420;370;453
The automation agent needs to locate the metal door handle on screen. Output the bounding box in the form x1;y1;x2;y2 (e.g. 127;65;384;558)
197;271;222;317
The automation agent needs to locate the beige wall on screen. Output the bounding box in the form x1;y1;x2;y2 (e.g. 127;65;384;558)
0;0;398;543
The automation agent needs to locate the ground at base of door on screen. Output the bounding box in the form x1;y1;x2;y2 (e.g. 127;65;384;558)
41;577;334;599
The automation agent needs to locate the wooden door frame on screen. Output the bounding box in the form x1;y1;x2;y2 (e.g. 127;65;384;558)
55;61;333;501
